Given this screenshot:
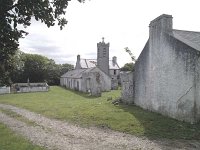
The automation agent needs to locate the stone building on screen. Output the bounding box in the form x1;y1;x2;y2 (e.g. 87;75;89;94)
60;67;111;96
60;38;120;95
75;38;120;89
122;14;200;123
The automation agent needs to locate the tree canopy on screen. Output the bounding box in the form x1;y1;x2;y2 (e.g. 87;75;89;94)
121;47;136;72
9;51;74;85
120;62;135;72
0;0;83;85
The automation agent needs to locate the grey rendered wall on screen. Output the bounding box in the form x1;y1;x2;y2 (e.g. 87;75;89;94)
194;56;200;121
134;40;151;108
134;34;200;123
134;14;200;123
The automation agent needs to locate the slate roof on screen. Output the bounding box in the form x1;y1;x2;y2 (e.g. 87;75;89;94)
61;69;87;79
172;29;200;51
79;59;120;70
80;59;97;68
61;67;111;79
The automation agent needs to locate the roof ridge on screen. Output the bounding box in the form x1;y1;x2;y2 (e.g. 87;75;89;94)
84;59;88;68
173;29;200;34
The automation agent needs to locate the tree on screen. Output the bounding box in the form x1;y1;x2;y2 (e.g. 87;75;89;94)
121;47;136;72
8;52;74;85
120;63;135;72
9;50;26;83
124;47;136;62
0;0;84;85
61;63;74;75
45;62;74;85
22;54;49;83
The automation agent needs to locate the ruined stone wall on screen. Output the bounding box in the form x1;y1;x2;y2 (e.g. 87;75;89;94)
82;72;102;96
111;79;118;90
81;68;111;96
120;72;134;104
14;83;49;93
0;86;10;94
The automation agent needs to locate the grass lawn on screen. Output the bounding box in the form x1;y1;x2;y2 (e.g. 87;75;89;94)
0;86;200;140
0;122;44;150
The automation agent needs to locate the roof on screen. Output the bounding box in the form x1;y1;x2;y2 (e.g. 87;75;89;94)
61;67;111;79
61;69;87;78
172;29;200;51
109;61;120;70
79;59;120;70
80;59;96;68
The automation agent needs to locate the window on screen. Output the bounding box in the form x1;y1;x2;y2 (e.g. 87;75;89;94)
103;48;106;57
114;70;116;75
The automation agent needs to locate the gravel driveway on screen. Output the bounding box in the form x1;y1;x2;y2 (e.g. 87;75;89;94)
0;104;199;150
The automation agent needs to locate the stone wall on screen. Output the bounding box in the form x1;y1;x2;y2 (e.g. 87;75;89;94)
111;79;118;90
120;71;134;104
0;86;10;94
14;83;49;93
82;68;111;96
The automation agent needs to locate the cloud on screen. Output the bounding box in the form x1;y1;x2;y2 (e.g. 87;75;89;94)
19;0;200;67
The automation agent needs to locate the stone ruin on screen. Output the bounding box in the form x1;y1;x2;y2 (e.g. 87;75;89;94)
120;71;134;104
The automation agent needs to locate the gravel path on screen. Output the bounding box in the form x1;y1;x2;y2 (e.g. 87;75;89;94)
0;104;199;150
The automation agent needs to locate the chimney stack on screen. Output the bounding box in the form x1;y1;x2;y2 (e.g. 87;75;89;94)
75;54;81;69
149;14;173;38
77;54;80;62
112;56;117;65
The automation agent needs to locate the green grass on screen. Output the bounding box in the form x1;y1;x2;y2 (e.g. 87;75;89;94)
0;122;45;150
0;86;200;140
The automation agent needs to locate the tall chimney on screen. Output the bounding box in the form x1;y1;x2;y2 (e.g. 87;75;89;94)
149;14;173;39
77;54;80;62
112;56;117;65
75;54;81;69
149;14;173;53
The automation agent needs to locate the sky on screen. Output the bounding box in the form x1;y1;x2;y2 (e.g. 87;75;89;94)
19;0;200;67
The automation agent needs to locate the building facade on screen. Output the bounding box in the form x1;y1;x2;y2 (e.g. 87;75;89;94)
74;38;120;89
60;67;111;96
122;14;200;123
61;39;120;96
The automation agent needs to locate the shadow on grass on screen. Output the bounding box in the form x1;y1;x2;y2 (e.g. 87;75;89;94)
60;86;99;99
117;103;200;140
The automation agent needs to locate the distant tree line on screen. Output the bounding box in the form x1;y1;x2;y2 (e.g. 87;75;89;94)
0;50;74;86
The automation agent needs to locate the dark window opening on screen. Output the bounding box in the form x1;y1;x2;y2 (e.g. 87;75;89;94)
114;70;116;75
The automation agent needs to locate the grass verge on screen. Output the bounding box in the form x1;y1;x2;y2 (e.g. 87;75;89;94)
0;86;200;140
0;121;45;150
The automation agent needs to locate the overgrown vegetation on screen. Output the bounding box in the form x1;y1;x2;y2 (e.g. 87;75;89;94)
0;86;200;140
0;121;44;150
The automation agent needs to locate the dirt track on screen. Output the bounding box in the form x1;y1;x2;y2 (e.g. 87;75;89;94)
0;104;199;150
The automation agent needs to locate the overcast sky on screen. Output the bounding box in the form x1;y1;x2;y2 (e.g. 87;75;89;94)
19;0;200;67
